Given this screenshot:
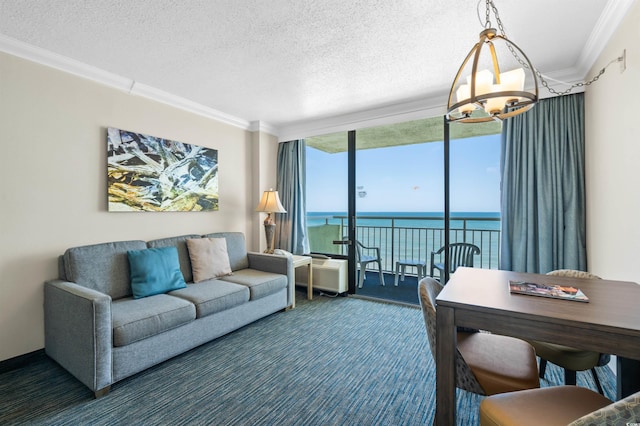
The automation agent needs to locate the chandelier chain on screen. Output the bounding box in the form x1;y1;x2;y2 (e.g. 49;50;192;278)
484;0;491;28
484;0;612;96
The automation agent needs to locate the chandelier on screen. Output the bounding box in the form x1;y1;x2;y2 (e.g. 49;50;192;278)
446;0;538;123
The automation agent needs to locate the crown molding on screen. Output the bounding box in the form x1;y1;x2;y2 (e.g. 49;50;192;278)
0;34;132;89
128;81;251;129
575;0;636;77
0;34;251;130
248;120;279;136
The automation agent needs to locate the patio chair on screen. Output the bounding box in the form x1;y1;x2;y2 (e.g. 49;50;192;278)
418;277;540;396
527;269;608;394
351;238;386;288
430;242;480;280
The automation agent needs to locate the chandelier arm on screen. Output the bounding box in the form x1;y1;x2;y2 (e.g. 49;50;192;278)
488;42;501;84
447;42;482;109
469;39;485;103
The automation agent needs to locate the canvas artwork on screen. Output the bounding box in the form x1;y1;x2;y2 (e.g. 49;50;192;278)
107;128;219;212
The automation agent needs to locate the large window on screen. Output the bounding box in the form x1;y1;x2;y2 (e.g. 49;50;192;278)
304;117;501;301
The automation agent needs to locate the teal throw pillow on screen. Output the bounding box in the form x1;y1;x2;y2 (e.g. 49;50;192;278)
128;247;187;299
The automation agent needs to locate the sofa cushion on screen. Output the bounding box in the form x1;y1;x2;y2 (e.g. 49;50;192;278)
186;238;233;282
63;240;147;299
203;232;249;271
147;234;200;283
169;281;250;318
111;294;196;347
219;269;287;300
128;247;187;299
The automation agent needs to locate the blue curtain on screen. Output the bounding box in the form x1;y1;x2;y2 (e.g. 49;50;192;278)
500;93;586;273
276;140;310;255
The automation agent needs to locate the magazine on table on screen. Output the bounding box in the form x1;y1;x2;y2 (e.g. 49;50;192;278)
508;280;589;302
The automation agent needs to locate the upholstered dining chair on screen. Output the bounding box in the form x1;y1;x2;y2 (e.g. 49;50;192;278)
430;242;480;280
528;269;608;394
480;385;640;426
418;277;540;396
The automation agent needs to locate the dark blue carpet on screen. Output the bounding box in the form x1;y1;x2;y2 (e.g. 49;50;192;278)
0;290;616;425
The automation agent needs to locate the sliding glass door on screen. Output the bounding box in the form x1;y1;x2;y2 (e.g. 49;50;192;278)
351;127;444;302
305;131;357;292
305;117;501;300
305;124;446;299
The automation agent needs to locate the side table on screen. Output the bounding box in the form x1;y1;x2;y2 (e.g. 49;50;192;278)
292;255;313;305
394;259;427;286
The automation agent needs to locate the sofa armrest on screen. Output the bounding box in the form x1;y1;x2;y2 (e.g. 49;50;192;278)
44;279;112;395
247;252;294;306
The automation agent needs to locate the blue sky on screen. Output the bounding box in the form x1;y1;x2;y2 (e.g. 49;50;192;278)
306;134;501;213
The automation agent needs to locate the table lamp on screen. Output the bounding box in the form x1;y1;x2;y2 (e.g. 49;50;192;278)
255;189;286;253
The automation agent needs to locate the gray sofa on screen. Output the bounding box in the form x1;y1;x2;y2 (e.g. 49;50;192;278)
44;232;293;397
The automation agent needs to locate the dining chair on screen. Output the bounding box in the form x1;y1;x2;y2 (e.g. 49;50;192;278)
429;242;480;280
480;385;637;426
527;269;608;394
418;277;540;396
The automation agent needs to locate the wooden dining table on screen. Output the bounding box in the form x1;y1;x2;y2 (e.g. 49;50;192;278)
434;267;640;425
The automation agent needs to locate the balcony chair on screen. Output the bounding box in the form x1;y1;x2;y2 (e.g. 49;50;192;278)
418;277;540;396
479;385;635;426
350;238;386;288
527;269;609;394
430;242;480;280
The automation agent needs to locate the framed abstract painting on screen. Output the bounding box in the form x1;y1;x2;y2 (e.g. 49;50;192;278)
107;128;219;212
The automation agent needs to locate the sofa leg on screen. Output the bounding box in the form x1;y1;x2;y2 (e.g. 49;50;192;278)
94;385;111;399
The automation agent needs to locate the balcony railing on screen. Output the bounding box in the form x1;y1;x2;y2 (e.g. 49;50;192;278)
308;214;501;275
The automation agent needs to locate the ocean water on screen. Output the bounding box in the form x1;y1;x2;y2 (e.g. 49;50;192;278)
307;211;500;230
307;211;501;270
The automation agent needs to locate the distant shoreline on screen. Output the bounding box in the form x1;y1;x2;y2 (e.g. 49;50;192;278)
307;211;500;217
306;211;501;231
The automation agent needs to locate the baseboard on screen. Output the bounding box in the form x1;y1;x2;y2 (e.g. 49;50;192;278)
351;294;420;309
0;349;46;375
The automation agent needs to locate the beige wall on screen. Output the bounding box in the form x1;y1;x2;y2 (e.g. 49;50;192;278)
0;52;278;361
585;0;640;282
252;130;281;253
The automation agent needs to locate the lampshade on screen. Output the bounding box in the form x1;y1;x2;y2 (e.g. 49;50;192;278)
446;2;538;124
255;189;286;214
256;189;286;254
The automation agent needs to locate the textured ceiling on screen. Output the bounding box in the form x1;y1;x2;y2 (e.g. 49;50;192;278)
0;0;630;136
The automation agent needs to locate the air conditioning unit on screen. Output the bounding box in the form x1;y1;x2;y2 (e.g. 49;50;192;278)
295;258;347;294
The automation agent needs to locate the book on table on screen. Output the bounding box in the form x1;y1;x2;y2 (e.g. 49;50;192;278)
508;280;589;302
